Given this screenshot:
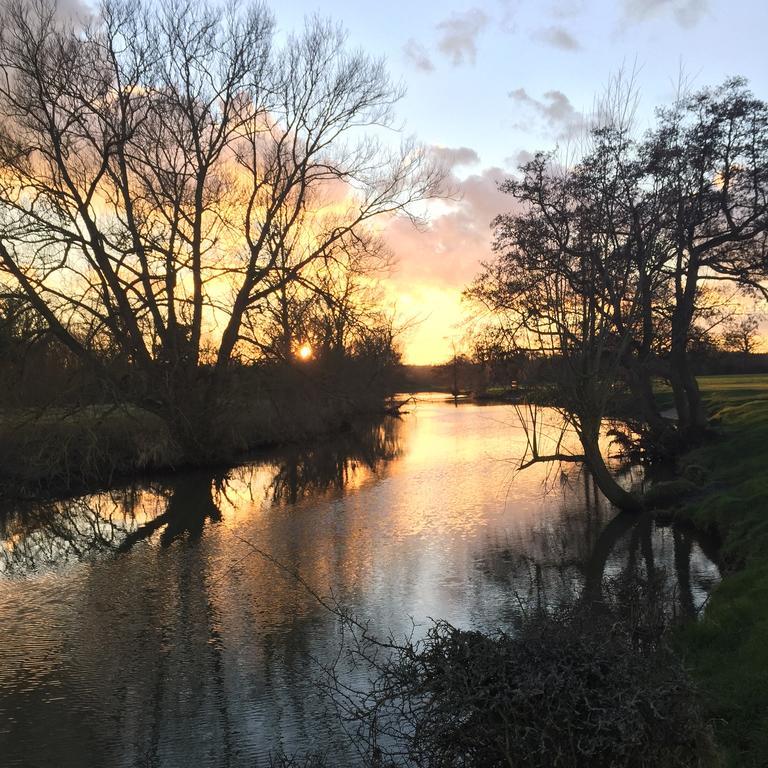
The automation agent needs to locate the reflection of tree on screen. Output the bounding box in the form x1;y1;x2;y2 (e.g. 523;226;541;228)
267;417;401;504
0;417;401;575
117;473;226;552
0;490;145;574
476;468;721;620
0;417;402;759
0;476;226;574
674;527;696;619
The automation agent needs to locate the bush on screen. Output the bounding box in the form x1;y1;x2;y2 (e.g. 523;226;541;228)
330;579;717;767
643;479;699;509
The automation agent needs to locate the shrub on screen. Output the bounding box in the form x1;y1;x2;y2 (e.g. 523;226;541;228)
330;579;717;767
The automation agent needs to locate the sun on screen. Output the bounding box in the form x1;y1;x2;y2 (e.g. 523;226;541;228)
297;343;313;361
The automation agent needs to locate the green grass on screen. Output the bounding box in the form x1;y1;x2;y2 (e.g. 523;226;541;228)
0;404;182;496
699;374;768;400
655;373;768;408
0;371;395;497
670;374;768;767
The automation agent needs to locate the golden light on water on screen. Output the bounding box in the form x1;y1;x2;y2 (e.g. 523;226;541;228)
297;343;313;361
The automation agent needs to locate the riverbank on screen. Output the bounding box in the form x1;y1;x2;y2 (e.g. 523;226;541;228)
421;374;768;765
0;371;397;500
660;375;768;767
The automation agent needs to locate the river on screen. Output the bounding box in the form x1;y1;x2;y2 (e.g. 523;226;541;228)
0;397;720;767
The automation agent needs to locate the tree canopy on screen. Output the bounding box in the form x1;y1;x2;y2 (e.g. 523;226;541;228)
468;77;768;509
0;0;441;429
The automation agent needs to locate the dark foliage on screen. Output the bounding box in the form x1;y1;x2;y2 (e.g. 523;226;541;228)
327;576;717;768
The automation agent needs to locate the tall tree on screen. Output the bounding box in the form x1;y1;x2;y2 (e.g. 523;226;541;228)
470;138;647;510
0;0;441;446
471;77;768;511
646;78;768;434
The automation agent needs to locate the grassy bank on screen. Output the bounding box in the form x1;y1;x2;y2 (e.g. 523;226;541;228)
0;368;395;499
0;404;181;497
666;375;768;767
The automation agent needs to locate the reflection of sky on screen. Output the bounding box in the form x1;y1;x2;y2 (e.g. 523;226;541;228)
0;402;720;766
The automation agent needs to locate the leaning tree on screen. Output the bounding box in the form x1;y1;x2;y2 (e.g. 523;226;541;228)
469;131;649;511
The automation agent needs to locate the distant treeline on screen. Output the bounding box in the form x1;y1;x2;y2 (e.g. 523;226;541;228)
397;350;768;396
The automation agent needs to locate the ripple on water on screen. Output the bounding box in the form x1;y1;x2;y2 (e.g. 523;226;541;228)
0;402;720;767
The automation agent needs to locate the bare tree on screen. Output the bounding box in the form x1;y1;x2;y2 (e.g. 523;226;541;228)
242;220;394;365
0;0;442;448
721;314;762;354
469;77;768;511
646;78;768;434
470;151;645;508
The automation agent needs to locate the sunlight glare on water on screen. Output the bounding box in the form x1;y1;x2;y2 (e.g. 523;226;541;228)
0;400;720;767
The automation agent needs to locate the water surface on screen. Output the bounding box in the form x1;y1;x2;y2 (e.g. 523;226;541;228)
0;399;720;766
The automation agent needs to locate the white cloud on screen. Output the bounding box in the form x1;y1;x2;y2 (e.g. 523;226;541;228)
403;38;435;72
533;25;582;51
622;0;709;28
508;88;583;137
436;9;490;66
430;146;481;170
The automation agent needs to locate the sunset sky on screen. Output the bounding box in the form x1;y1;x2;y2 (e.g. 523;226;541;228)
271;0;768;364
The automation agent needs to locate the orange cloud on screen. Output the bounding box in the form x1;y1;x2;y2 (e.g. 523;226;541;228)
382;163;513;364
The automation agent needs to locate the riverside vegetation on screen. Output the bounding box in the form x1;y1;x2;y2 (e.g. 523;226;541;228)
0;357;400;498
0;1;767;765
669;376;768;767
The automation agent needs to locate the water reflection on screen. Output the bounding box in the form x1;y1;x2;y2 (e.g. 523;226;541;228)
475;501;720;627
0;402;720;767
0;420;400;575
266;420;401;504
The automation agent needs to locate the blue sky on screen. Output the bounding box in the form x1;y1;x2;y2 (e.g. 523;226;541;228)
273;0;768;172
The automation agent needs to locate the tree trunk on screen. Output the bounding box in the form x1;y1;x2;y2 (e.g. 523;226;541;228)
624;361;667;435
581;427;643;512
669;337;707;440
669;257;707;440
668;362;691;434
682;363;707;434
145;362;220;460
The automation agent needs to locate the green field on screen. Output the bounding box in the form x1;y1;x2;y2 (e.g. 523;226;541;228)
671;374;768;767
656;373;768;405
